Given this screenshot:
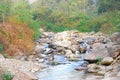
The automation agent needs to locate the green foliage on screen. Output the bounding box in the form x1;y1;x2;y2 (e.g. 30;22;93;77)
10;0;41;40
75;14;90;32
96;57;103;65
32;0;91;32
98;0;120;14
11;1;32;23
28;20;41;40
1;72;14;80
0;0;12;22
89;11;120;34
0;44;3;52
46;23;72;32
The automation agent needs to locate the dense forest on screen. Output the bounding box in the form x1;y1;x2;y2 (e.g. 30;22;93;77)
0;0;120;56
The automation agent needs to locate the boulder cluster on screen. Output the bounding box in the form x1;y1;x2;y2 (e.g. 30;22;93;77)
34;29;120;80
0;29;119;80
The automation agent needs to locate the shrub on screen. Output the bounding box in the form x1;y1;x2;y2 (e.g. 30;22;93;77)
45;23;72;32
96;57;103;65
100;22;116;34
0;24;34;56
0;44;3;52
1;72;14;80
89;11;120;33
28;20;41;40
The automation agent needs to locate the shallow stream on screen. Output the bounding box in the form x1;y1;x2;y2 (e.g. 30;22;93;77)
37;55;86;80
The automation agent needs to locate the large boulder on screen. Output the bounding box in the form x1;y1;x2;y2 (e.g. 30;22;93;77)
107;45;120;58
53;30;86;49
87;64;106;75
65;50;80;61
34;45;46;54
101;57;113;65
69;45;80;52
110;32;120;44
13;70;38;80
84;53;97;62
80;46;87;53
105;66;113;72
65;50;74;58
0;59;45;75
75;67;87;71
84;48;109;63
92;43;101;49
53;40;72;48
104;71;117;78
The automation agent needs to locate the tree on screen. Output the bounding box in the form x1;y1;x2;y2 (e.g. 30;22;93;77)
0;0;12;24
98;0;120;14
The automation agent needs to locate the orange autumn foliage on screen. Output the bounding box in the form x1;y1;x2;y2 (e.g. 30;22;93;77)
0;23;34;56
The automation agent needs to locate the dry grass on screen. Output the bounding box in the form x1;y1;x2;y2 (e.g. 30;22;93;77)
0;23;34;56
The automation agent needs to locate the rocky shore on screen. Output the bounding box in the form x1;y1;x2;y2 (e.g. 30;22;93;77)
0;29;120;80
34;29;120;80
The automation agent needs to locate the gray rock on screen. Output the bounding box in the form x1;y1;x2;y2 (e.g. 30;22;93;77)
0;54;5;60
105;66;113;72
0;59;45;75
101;57;113;65
87;64;106;75
44;48;54;54
92;43;101;49
110;32;120;44
13;70;38;80
70;45;80;52
65;50;74;58
75;67;87;71
84;48;109;63
89;31;95;35
35;45;45;54
107;45;120;58
117;71;120;76
104;71;118;78
84;53;97;62
102;77;120;80
80;46;86;53
85;74;104;80
53;40;72;48
27;55;36;61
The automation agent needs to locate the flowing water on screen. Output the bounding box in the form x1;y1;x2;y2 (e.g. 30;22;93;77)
37;39;91;80
37;55;86;80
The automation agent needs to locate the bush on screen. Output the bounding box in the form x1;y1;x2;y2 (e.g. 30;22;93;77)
0;44;3;52
1;72;14;80
28;20;41;40
89;11;120;33
96;57;103;65
0;24;34;56
9;0;41;40
100;22;116;34
46;23;72;32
